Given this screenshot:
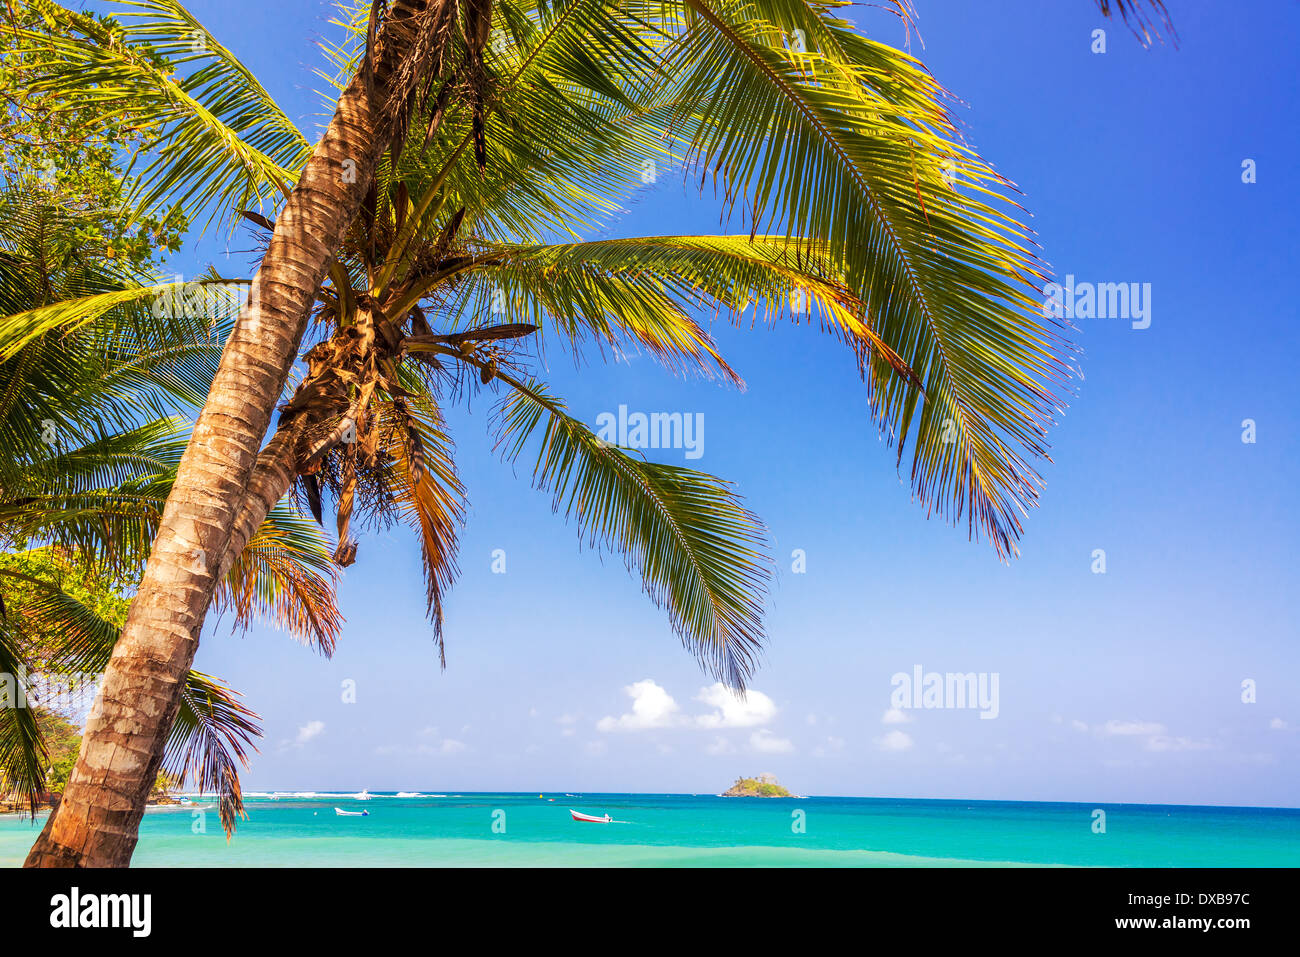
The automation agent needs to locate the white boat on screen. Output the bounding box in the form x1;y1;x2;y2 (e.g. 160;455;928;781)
569;809;612;823
335;807;369;817
353;790;372;801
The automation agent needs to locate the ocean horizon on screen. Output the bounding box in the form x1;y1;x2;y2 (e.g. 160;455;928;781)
5;793;1298;867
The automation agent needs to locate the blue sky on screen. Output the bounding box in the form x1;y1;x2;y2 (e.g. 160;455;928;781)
148;0;1298;806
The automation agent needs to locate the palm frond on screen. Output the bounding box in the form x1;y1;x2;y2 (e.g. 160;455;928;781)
0;622;47;813
452;234;918;386
378;395;465;661
0;564;124;677
0;556;262;837
0;421;184;571
216;503;342;654
0;552;126;812
653;0;1070;557
1095;0;1177;47
495;373;769;688
15;0;310;227
164;670;261;837
0;279;243;360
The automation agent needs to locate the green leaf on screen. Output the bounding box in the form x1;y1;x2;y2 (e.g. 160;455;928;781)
495;374;770;688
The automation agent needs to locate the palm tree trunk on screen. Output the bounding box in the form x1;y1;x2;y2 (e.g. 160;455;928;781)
217;430;301;580
217;398;360;583
24;0;442;868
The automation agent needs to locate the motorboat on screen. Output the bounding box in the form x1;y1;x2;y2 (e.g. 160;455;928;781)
570;809;612;823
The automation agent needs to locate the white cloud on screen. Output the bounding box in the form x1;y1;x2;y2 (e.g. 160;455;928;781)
876;729;913;752
378;742;467;756
1270;718;1287;730
695;683;777;728
881;708;912;725
556;713;578;737
749;729;794;754
1098;719;1214;753
597;679;682;731
1103;720;1166;736
378;726;469;756
294;720;324;747
1054;715;1090;732
1145;736;1213;753
705;736;735;756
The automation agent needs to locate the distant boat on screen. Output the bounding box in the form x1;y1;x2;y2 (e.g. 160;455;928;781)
335;807;369;817
570;809;612;823
353;790;372;801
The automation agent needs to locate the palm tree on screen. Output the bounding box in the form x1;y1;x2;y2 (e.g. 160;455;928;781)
7;0;1169;866
0;546;263;832
0;183;340;832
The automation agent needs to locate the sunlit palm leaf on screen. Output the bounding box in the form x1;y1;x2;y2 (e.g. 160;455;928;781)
16;0;309;227
0;564;123;676
0;279;244;360
449;234;917;386
217;503;343;653
495;373;769;688
377;395;466;660
655;0;1070;557
1;422;183;570
164;670;261;837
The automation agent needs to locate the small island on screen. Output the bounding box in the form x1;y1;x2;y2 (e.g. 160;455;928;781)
722;773;793;798
147;771;181;807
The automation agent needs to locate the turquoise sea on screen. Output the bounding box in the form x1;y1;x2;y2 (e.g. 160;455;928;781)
3;793;1298;867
